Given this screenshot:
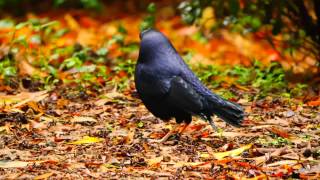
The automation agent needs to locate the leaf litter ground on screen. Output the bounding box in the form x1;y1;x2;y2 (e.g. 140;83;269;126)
0;88;319;179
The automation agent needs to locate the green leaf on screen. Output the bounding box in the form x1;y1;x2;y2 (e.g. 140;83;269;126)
137;121;144;128
77;65;96;73
0;19;15;28
15;22;29;29
13;35;28;47
96;48;108;56
30;34;41;44
62;57;82;69
3;67;16;77
55;28;69;38
147;3;156;13
250;17;261;31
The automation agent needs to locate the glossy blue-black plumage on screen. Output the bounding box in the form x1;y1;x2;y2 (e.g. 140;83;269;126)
135;29;244;127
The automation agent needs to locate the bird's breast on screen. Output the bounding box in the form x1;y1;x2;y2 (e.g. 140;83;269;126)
135;63;171;98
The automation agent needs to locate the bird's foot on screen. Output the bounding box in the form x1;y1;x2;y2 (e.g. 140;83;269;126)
149;123;187;143
149;132;176;143
208;119;219;132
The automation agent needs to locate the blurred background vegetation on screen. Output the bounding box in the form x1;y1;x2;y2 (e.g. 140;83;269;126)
1;0;319;65
0;0;319;100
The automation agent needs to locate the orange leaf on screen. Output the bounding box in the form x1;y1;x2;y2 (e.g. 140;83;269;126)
307;99;320;106
268;127;290;138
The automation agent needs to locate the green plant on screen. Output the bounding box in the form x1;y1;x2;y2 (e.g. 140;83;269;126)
140;3;156;31
229;61;287;97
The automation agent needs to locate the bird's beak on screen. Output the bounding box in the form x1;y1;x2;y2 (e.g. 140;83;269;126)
139;28;152;39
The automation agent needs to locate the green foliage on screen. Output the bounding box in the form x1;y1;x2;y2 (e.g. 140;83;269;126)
114;59;135;78
230;61;286;97
290;83;308;97
0;19;15;28
113;59;135;90
216;89;236;100
194;64;221;87
140;3;156;31
178;0;203;24
258;136;291;147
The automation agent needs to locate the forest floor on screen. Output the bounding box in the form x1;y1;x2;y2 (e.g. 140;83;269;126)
0;7;319;179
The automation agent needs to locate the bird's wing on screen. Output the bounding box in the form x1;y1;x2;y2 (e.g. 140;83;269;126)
165;76;203;113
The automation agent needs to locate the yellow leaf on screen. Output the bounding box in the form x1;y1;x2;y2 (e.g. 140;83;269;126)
199;152;210;159
0;126;6;132
64;14;79;30
100;163;120;169
34;172;54;180
200;7;216;29
68;136;104;145
213;144;252;160
147;156;163;166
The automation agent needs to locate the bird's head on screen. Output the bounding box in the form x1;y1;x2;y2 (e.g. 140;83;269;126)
138;28;177;63
139;28;165;41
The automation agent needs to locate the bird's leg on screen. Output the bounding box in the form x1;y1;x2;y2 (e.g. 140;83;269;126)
178;123;189;134
208;117;219;132
150;124;180;143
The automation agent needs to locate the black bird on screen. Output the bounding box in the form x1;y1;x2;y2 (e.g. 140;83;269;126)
135;29;244;142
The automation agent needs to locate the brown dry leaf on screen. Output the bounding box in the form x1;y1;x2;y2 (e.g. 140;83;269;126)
173;161;211;168
56;99;70;109
0;161;29;168
0;91;48;106
70;116;97;123
124;129;135;144
210;132;261;137
17;57;47;77
27;101;44;113
147;156;163;168
233;174;268;180
33;172;54;180
253;147;287;165
30;120;47;129
266;160;299;167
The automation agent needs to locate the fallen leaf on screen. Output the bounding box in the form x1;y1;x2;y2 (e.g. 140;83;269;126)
253;147;287;165
266;160;298;167
268;127;290;138
0;161;29;168
307;99;320;106
209;132;261;137
147;156;163;167
124;129;135;144
173;161;211;168
70;116;97;123
213;144;252;160
68;136;104;145
33;172;54;180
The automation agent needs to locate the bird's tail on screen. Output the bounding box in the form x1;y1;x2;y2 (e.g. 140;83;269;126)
208;95;245;127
